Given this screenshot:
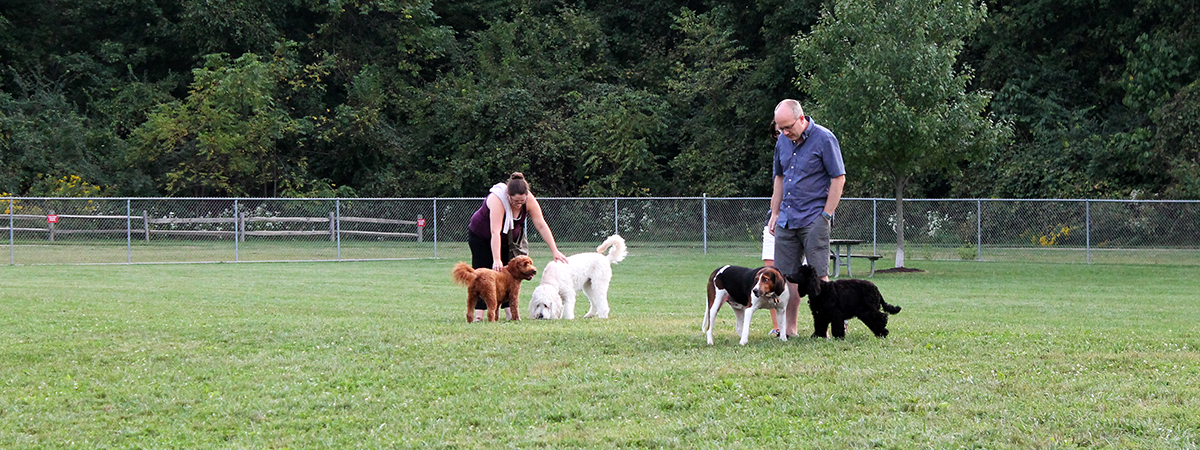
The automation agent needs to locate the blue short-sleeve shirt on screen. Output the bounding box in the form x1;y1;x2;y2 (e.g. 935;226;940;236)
773;116;845;229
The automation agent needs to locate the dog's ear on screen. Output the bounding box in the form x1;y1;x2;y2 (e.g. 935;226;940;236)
507;255;533;271
796;265;821;297
765;268;787;296
786;264;811;284
785;268;803;284
518;256;538;279
807;270;822;297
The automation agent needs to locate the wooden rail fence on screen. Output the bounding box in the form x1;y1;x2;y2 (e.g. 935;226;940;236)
3;211;424;242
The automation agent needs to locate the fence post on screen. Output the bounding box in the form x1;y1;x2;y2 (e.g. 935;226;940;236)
335;199;341;261
872;199;878;256
48;209;55;242
329;211;336;241
143;210;150;242
8;198;13;265
976;199;982;261
613;197;619;235
432;198;438;259
126;199;132;264
233;200;240;262
417;214;424;242
702;194;708;255
1086;199;1091;264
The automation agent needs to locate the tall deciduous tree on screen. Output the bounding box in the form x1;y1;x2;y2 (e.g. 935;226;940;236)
0;81;94;193
1154;81;1200;198
666;7;753;197
794;0;1010;267
129;47;320;196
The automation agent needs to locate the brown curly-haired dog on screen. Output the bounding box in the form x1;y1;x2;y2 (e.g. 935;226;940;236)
452;255;538;322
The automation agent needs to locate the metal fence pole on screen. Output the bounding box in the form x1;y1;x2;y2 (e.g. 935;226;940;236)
433;198;438;259
234;199;240;262
126;199;132;264
976;199;983;261
613;198;619;235
8;198;13;265
872;199;878;256
335;198;342;261
702;194;708;255
1086;199;1091;264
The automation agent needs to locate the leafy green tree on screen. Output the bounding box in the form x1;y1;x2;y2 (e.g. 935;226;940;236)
177;0;305;55
961;0;1199;199
367;6;631;197
575;86;669;196
296;0;452;196
6;0;1194;200
0;75;105;194
719;0;825;197
794;0;1010;267
129;47;320;196
1119;2;1199;114
1153;81;1200;198
0;0;199;196
0;0;192;105
666;7;754;197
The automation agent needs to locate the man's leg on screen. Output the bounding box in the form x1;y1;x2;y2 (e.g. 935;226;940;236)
803;216;848;333
802;220;831;281
774;226;805;337
763;226;780;335
784;281;801;336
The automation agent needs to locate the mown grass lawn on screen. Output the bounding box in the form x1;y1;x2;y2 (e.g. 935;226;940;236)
1;248;1198;449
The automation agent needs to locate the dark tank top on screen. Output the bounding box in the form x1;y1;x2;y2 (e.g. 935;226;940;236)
467;195;526;239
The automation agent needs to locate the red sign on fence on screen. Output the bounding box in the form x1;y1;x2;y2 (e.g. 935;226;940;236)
47;214;59;224
416;218;426;227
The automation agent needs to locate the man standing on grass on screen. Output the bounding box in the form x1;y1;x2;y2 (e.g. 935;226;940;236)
769;99;846;337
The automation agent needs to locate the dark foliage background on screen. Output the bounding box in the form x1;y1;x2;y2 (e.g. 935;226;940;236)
1;0;1196;199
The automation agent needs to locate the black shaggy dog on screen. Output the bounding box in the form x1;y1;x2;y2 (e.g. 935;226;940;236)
786;264;902;339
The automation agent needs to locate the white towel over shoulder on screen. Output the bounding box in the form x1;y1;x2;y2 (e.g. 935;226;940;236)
488;183;516;234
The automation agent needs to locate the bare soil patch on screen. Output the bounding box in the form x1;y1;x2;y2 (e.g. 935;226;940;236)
874;267;926;274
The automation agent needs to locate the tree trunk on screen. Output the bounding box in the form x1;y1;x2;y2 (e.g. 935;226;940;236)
894;180;906;268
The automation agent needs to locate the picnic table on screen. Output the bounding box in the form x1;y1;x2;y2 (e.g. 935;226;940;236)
829;238;880;278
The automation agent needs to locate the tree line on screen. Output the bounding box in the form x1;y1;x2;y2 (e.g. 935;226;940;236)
1;0;1196;199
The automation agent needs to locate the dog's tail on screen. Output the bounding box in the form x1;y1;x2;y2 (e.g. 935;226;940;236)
597;234;627;264
451;262;477;287
882;302;901;315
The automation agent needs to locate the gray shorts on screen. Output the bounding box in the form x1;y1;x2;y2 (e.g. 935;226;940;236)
773;218;831;278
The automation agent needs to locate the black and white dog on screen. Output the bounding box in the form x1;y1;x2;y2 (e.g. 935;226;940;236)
787;264;901;339
703;265;790;345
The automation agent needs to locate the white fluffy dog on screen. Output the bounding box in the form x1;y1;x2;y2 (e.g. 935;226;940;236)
528;234;627;319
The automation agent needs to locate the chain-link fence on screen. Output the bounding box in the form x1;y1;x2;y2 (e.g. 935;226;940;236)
4;197;1199;266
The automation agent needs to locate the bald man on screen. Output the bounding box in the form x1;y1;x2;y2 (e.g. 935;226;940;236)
768;99;846;337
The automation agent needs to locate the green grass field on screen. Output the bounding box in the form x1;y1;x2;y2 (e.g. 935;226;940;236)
2;247;1199;448
6;236;1200;266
